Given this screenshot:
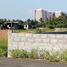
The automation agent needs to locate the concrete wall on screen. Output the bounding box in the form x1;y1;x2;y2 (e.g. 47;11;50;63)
8;31;67;57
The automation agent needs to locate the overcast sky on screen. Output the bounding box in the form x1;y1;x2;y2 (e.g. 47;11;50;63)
0;0;67;20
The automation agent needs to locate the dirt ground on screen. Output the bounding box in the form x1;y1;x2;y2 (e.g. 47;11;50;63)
0;30;8;40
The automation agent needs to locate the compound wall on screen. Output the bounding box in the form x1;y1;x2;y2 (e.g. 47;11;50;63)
8;31;67;57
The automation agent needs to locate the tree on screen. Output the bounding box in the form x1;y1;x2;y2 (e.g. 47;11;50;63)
46;14;67;28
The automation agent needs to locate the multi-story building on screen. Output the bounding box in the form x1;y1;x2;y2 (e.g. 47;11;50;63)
47;12;53;20
35;9;54;22
35;8;47;22
54;11;63;18
35;9;63;22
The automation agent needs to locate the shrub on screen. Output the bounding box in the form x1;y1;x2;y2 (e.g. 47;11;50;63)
30;49;38;59
11;49;21;58
44;50;67;62
11;49;29;58
10;49;67;62
44;51;51;60
36;28;42;33
11;49;32;58
21;50;28;58
0;48;7;57
11;49;38;59
48;52;60;62
60;50;67;61
0;40;7;57
3;48;7;57
44;51;60;62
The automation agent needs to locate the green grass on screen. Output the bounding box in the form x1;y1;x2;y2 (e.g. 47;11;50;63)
0;40;7;57
44;27;55;32
12;28;55;33
0;30;8;57
0;39;7;49
13;29;36;33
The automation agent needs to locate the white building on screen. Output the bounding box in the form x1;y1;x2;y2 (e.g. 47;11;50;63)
35;9;64;22
54;11;63;18
35;8;47;22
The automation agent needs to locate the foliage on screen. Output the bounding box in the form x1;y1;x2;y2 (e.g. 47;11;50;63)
30;49;38;59
10;49;67;62
0;14;67;32
40;51;61;62
0;48;7;57
44;51;51;60
44;50;67;62
11;49;28;58
60;50;67;61
11;49;21;58
46;15;67;28
0;30;7;57
36;28;42;33
11;49;38;59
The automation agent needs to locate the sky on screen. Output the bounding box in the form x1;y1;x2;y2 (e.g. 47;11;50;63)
0;0;67;20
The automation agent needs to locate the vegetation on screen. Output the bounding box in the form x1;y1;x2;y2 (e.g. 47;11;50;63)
0;30;7;57
11;49;38;59
0;12;67;58
11;49;28;58
13;29;36;33
44;51;61;62
30;49;38;59
0;13;67;32
60;49;67;61
0;48;7;57
10;49;67;62
46;16;67;28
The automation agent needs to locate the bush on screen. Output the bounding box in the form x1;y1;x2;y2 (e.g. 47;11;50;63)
0;48;7;57
10;49;67;62
44;51;51;60
60;50;67;61
21;50;28;58
0;39;7;57
11;49;38;59
36;28;42;33
30;49;38;59
11;49;31;58
44;51;61;62
48;52;60;62
11;49;21;58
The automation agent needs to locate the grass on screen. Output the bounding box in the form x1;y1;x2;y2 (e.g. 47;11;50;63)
11;49;38;59
10;49;67;62
0;30;7;48
12;28;55;33
12;29;36;33
0;30;8;57
44;27;55;32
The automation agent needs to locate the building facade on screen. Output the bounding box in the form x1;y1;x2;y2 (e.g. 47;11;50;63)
54;11;63;18
35;9;63;22
35;9;47;22
47;12;53;20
